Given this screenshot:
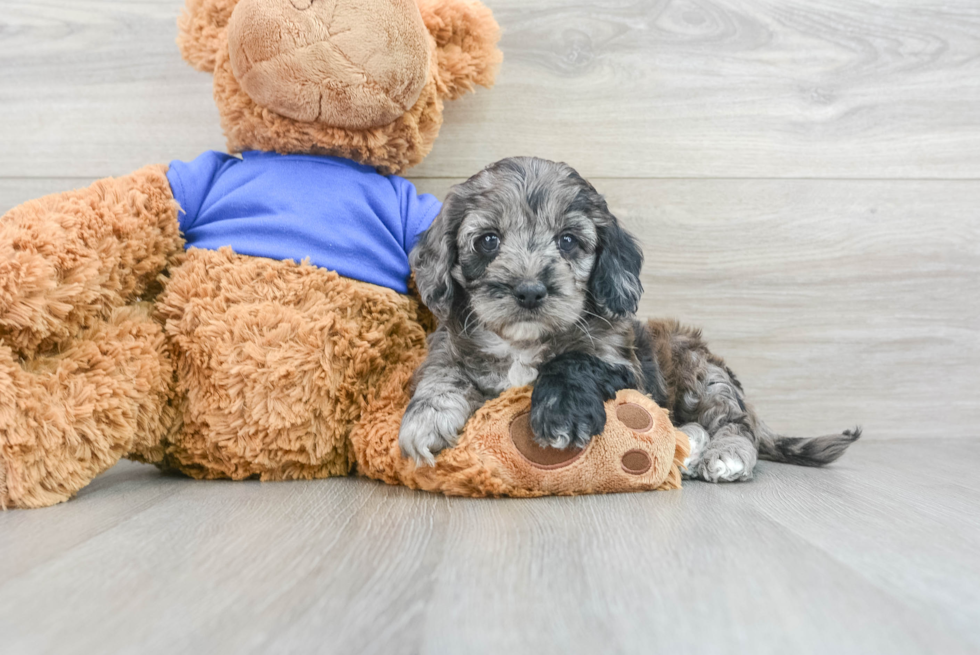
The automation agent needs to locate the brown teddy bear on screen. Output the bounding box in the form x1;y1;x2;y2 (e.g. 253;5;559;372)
0;0;688;509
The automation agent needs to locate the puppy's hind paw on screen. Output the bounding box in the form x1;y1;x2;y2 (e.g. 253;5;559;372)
696;447;753;483
679;423;709;478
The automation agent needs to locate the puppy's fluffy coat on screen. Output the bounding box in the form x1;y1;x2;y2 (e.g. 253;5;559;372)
399;157;859;481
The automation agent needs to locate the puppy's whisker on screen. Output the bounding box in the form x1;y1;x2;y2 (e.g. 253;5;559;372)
461;307;477;335
575;316;597;350
583;309;614;329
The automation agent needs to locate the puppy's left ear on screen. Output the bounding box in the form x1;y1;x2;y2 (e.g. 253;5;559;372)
589;208;644;319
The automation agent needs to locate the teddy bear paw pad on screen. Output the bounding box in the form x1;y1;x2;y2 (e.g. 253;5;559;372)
621;449;652;475
615;403;653;432
614;403;657;476
509;412;584;469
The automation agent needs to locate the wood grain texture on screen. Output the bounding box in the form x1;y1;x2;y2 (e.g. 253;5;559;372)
2;1;980;178
2;447;979;655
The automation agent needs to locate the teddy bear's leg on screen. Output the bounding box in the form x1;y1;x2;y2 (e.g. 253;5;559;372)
155;249;429;482
0;165;185;508
0;304;176;509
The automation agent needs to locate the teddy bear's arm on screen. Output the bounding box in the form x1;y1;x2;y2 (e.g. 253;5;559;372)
0;164;183;359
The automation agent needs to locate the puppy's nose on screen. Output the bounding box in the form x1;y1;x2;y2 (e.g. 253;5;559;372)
514;281;548;309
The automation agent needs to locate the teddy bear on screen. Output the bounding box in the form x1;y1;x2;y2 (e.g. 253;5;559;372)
0;0;688;509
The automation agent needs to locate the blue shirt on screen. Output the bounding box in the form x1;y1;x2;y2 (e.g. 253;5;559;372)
166;150;442;293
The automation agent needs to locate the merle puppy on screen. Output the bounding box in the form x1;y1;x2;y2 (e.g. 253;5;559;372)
398;157;859;481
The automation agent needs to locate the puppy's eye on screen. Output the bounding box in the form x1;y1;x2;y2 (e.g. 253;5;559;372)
475;233;500;255
557;233;579;253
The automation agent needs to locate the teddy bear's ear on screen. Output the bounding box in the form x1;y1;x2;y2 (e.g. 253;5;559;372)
417;0;503;100
176;0;240;72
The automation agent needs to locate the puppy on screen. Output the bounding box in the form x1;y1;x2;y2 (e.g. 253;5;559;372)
399;157;860;481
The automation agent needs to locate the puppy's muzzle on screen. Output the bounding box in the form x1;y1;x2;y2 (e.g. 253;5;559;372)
513;281;548;310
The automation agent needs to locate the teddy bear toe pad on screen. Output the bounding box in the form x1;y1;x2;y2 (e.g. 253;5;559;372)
470;388;689;495
621;449;653;475
615;403;654;432
509;412;585;469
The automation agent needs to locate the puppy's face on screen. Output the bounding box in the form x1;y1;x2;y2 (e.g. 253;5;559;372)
454;165;598;340
412;157;643;342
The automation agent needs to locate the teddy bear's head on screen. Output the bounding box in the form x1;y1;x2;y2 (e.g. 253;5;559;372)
177;0;501;174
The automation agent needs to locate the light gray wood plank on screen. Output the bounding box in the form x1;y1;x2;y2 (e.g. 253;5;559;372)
0;462;181;586
1;466;445;655
2;445;979;655
0;1;223;177
2;1;980;179
410;462;980;655
733;439;980;648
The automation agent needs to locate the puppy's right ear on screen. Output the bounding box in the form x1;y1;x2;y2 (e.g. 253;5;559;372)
590;217;644;319
410;202;459;322
177;0;241;72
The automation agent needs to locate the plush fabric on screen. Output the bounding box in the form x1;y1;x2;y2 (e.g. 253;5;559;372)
227;0;431;129
179;0;502;175
0;0;688;510
0;165;182;359
0;167;182;508
167;150;441;292
351;378;690;497
154;247;431;482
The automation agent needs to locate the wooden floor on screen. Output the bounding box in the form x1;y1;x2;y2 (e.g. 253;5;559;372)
2;1;979;653
2;441;979;655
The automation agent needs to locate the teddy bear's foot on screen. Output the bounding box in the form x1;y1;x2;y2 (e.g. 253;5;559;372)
0;304;176;509
356;386;690;497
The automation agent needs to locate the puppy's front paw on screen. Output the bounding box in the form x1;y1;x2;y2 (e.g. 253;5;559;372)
530;381;606;450
398;401;463;466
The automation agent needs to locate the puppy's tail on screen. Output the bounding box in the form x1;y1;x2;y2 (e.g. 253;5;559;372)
754;418;862;467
